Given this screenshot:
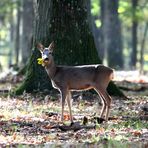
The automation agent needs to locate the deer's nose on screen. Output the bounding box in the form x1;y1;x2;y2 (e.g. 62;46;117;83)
44;58;49;61
42;55;48;60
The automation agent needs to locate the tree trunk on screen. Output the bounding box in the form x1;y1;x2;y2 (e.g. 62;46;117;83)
140;22;148;74
100;0;105;60
15;0;21;66
15;0;123;97
101;0;123;69
21;0;34;65
9;4;15;67
85;0;101;60
130;0;138;69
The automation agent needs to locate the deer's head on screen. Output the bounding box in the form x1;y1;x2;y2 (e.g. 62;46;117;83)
37;42;54;66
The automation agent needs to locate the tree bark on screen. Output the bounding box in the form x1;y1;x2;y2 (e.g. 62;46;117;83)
49;0;101;65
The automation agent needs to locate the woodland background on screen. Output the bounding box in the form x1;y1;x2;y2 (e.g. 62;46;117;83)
0;0;147;147
0;0;147;71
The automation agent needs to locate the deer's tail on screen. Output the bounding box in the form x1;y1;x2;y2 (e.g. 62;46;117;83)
109;69;114;80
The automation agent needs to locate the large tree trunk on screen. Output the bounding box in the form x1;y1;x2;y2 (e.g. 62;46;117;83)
50;0;101;65
15;0;123;96
21;0;34;65
101;0;123;69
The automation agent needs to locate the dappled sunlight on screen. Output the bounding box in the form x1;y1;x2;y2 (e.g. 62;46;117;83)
114;71;148;83
0;95;147;146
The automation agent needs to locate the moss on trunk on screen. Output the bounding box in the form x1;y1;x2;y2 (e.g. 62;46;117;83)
107;81;125;97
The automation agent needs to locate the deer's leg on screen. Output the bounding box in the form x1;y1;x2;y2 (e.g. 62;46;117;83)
99;92;107;118
66;91;73;123
104;91;112;121
95;88;107;118
98;89;112;121
60;89;67;122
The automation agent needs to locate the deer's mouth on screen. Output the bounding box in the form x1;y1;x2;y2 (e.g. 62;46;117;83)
43;58;49;62
42;58;49;67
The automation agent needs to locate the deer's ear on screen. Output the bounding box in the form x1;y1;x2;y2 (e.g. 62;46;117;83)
48;41;55;52
37;43;44;52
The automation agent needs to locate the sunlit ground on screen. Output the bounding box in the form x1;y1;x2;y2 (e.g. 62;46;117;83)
114;70;148;83
0;68;148;147
0;94;147;147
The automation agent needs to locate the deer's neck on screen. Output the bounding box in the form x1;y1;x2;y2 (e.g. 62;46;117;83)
45;60;56;79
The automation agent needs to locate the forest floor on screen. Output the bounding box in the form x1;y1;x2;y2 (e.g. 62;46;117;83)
0;70;148;147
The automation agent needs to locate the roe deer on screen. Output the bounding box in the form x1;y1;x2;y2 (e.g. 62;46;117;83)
37;42;114;123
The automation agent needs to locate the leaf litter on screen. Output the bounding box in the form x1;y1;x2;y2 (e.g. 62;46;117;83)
0;93;147;147
0;71;148;147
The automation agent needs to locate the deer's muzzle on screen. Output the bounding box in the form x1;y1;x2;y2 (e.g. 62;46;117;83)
44;58;49;61
42;54;49;61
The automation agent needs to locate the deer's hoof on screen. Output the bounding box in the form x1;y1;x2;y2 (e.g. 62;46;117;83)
70;121;74;126
94;117;105;124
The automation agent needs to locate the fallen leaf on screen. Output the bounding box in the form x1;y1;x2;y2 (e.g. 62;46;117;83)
98;127;105;134
132;130;142;137
0;115;5;118
64;114;71;121
12;132;17;140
